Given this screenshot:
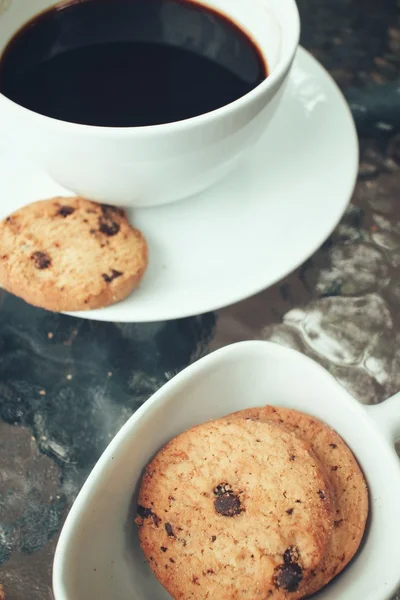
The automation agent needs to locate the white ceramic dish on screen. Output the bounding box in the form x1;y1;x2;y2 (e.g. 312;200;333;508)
0;48;358;322
0;0;299;207
53;341;400;600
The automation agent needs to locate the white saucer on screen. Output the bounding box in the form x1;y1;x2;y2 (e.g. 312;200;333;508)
0;47;358;323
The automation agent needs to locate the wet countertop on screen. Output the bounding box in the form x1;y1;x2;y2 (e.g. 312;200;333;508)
1;0;400;597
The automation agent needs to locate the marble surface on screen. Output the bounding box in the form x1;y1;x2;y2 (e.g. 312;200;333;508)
1;0;400;598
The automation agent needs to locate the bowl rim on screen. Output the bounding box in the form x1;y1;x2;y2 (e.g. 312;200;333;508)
53;340;400;600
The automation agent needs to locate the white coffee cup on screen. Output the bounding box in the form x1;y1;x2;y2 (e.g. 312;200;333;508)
0;0;300;207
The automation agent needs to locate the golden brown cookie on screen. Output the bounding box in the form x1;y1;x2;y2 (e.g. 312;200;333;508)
0;197;148;311
136;418;334;600
0;584;4;600
225;406;369;597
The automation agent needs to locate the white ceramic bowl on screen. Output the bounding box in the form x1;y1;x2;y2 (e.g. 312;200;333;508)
53;341;400;600
0;0;299;207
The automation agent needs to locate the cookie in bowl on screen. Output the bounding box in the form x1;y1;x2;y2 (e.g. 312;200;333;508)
225;405;369;596
136;418;335;599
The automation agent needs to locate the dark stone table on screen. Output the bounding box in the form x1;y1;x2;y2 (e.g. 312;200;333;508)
1;0;400;597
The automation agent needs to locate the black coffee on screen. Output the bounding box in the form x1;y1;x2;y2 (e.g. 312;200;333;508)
0;0;267;127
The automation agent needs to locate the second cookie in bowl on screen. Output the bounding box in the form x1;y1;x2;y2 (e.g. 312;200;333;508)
0;197;148;311
224;406;369;596
136;418;334;600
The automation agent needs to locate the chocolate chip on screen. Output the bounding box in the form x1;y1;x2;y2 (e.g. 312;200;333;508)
206;569;214;574
286;508;294;515
192;576;200;585
31;251;51;270
165;523;175;537
137;505;160;527
99;219;120;236
137;505;152;518
283;546;300;564
290;455;296;461
161;547;167;552
102;269;123;283
295;499;302;503
211;535;217;542
58;206;75;217
214;493;242;517
99;218;116;235
169;558;175;563
274;563;303;592
330;443;337;449
213;483;244;516
318;490;327;500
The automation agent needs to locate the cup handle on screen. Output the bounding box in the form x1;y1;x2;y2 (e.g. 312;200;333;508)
365;393;400;446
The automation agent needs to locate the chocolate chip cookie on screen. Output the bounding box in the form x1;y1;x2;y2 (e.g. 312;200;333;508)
225;406;369;596
136;418;334;599
0;197;148;311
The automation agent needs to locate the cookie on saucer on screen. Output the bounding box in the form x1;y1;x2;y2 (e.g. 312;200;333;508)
0;197;148;311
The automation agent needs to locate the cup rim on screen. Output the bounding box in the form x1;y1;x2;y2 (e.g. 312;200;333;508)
0;0;300;138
